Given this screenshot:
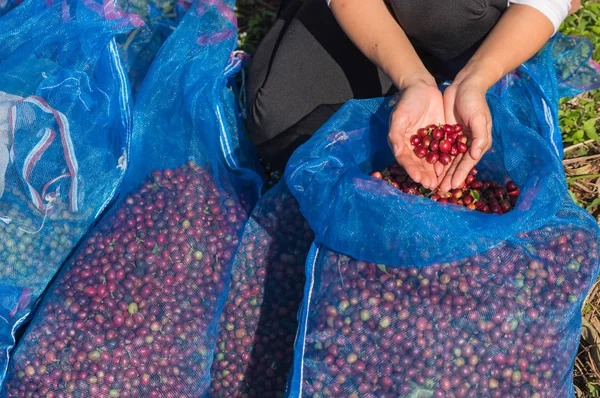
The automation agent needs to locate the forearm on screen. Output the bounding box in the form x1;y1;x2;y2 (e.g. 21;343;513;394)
330;0;434;89
455;4;556;90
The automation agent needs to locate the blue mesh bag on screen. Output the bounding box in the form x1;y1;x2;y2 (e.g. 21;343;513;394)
284;35;600;398
1;0;262;395
207;181;313;397
0;0;135;384
0;0;18;16
1;0;187;96
114;0;184;96
219;51;266;181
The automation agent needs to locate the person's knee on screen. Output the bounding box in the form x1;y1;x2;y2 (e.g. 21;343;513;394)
247;88;287;149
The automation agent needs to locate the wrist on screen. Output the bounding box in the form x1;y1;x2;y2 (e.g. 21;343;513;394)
454;58;504;91
395;70;436;91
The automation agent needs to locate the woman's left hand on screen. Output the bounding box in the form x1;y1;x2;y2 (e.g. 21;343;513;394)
439;76;492;192
437;1;560;192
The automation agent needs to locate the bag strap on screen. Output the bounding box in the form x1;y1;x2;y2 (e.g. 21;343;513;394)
9;96;80;213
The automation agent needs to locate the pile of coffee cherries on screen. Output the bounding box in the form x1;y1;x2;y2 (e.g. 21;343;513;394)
410;123;468;165
0;203;83;293
371;164;520;215
299;226;598;397
3;161;248;398
208;187;313;397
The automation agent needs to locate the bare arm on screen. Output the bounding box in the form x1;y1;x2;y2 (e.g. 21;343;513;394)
329;0;433;89
455;4;555;92
330;0;447;188
441;4;560;191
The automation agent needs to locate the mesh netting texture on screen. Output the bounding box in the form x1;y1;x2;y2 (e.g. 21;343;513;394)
1;0;262;396
114;0;191;96
0;0;183;98
207;181;313;397
0;0;136;383
284;35;600;397
0;0;19;16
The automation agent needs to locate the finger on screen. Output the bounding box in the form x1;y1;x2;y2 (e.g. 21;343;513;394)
403;162;422;184
468;114;491;160
451;153;479;189
435;155;455;182
440;153;463;192
388;136;399;163
388;110;410;158
422;166;439;190
434;161;445;178
421;177;432;190
443;88;458;125
388;134;404;161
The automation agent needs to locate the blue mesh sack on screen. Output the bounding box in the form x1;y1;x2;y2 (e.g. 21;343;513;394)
0;0;135;384
114;0;184;96
0;0;185;96
284;35;600;397
493;33;600;161
115;0;246;98
0;0;19;16
218;51;266;181
207;181;313;397
1;0;262;395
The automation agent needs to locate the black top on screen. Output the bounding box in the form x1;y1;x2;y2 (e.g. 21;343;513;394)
386;0;508;61
246;0;510;167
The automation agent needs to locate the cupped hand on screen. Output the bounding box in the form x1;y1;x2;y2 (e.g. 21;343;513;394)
439;77;492;192
388;80;446;189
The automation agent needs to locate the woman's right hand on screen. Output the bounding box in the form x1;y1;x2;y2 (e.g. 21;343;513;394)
388;78;446;189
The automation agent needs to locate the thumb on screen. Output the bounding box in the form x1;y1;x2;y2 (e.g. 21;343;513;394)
389;110;409;157
468;113;491;160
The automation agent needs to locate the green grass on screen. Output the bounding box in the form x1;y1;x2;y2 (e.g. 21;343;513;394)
235;0;277;54
559;1;600;222
559;1;600;147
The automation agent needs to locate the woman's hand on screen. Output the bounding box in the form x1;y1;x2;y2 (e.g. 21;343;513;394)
330;0;447;189
389;78;446;189
439;76;492;192
438;3;558;192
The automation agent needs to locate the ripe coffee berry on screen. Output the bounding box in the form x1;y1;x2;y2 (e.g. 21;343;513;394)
411;124;467;164
425;152;439;165
208;187;313;397
297;226;598;397
0;202;83;306
414;146;428;159
438;153;452;166
3;161;249;398
371;164;520;215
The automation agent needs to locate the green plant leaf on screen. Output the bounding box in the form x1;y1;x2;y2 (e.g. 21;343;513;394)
583;118;600;142
404;384;434;398
377;264;390;275
567;173;600;183
586;197;600;212
568;189;580;206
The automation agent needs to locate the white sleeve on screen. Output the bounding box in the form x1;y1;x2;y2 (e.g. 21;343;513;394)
508;0;571;33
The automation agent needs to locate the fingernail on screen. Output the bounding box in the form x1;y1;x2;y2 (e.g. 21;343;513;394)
393;145;401;155
476;148;482;157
